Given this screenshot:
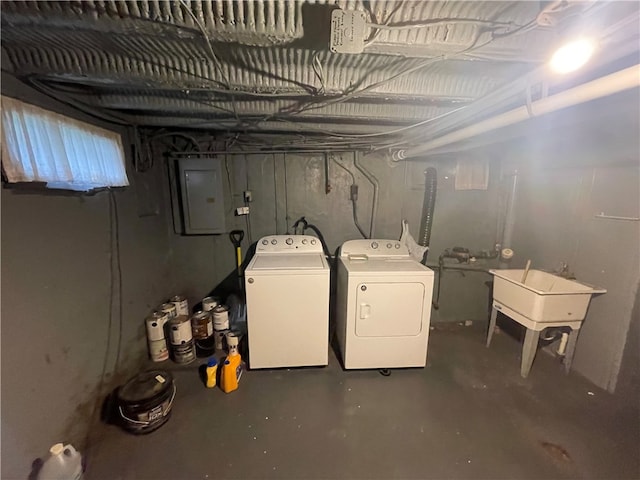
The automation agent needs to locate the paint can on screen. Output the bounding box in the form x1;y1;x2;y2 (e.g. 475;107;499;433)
145;312;167;342
117;370;175;434
214;329;229;352
159;302;177;320
169;315;192;345
191;311;213;340
148;338;169;362
195;336;216;357
202;296;219;312
170;295;189;317
171;340;196;364
212;305;230;331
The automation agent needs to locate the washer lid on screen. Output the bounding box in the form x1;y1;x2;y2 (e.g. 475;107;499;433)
250;253;327;270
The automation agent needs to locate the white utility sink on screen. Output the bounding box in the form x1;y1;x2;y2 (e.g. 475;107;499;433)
490;269;606;323
487;269;606;378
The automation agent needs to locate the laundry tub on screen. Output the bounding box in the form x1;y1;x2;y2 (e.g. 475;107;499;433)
490;269;606;323
487;269;605;378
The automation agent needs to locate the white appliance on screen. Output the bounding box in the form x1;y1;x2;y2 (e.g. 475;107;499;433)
336;239;435;369
244;235;330;369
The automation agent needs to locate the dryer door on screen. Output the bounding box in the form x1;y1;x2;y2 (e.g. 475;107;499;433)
355;282;425;337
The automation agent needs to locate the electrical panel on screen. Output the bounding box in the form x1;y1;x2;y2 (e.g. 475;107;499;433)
176;157;226;235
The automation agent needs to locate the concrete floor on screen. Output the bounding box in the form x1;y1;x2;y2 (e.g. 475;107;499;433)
87;323;639;479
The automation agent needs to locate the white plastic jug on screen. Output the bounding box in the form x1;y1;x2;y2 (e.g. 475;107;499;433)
37;443;83;480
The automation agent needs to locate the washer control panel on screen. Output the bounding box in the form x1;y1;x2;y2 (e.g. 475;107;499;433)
255;235;323;253
340;239;409;257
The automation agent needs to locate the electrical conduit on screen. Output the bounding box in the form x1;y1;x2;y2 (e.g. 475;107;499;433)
331;154;368;238
354;152;379;238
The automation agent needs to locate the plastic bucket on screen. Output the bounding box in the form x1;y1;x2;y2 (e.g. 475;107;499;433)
117;370;175;434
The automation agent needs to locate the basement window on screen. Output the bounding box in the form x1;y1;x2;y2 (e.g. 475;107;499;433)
1;96;128;191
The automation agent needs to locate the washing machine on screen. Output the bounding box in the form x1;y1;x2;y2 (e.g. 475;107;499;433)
336;239;434;369
244;235;330;369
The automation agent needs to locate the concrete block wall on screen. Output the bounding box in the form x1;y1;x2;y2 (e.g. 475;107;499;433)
503;90;640;394
1;77;175;478
169;151;503;324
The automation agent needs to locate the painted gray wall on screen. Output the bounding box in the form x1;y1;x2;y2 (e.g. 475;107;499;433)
503;91;640;393
168;150;502;323
1;77;173;478
616;283;640;402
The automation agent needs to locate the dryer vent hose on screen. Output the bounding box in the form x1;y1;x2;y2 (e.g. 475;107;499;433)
419;167;438;253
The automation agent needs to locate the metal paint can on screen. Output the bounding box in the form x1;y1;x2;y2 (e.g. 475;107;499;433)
170;295;189;316
212;305;230;331
215;329;229;352
159;302;177;320
194;336;216;358
169;315;192;345
148;338;169;362
202;296;219;312
172;340;196;364
191;311;213;340
146;312;167;342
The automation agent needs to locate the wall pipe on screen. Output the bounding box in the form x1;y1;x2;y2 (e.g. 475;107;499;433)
395;64;640;159
331;154;369;238
425;264;492;273
500;171;518;269
354;151;380;238
170;149;371;156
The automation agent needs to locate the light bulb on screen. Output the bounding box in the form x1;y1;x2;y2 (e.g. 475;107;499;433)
549;38;596;74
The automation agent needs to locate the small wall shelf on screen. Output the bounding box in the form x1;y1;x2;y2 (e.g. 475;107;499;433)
594;213;640;221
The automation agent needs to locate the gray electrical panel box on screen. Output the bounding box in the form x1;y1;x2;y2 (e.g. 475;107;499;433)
177;157;226;234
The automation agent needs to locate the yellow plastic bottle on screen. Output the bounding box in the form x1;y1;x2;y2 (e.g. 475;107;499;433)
205;357;218;388
221;335;243;393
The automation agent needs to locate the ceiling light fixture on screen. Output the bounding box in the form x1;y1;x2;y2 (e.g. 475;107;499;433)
549;37;597;74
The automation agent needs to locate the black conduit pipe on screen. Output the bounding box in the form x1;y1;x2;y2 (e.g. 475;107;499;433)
419;167;438;261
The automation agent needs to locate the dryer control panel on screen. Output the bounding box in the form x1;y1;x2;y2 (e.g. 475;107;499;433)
340;239;409;258
255;235;324;253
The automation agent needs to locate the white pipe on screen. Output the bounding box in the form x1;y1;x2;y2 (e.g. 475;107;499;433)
397;65;640;159
499;171;518;269
558;332;569;356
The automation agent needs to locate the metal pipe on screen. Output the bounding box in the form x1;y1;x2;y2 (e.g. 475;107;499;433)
500;171;518;269
426;261;492;310
424;263;492;273
331;154;368;238
170;148;372;156
354;151;380;238
396;65;640;159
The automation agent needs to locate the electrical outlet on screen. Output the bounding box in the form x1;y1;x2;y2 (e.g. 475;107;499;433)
235;206;250;216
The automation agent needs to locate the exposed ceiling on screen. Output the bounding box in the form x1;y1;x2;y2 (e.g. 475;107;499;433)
1;1;638;152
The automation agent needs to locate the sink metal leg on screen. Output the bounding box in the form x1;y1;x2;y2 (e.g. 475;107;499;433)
564;329;580;374
486;306;498;347
521;328;540;378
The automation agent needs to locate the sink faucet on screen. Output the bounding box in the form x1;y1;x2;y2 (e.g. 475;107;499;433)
556;262;575;279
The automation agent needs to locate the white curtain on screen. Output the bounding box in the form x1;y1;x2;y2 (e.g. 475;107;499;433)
1;96;129;191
